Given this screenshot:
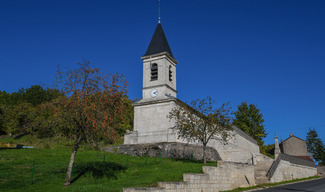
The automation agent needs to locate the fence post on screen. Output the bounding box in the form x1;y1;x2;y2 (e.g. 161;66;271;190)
30;160;35;185
102;154;106;175
126;153;129;168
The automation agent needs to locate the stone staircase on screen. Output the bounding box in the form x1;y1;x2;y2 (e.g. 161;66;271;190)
254;156;274;185
123;161;255;192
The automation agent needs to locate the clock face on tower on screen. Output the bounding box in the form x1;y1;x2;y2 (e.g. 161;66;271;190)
150;89;158;98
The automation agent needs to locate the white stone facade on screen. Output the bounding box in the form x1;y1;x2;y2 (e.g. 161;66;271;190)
141;53;177;102
124;99;177;144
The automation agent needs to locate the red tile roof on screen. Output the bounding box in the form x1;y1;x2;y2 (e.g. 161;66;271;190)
295;156;314;162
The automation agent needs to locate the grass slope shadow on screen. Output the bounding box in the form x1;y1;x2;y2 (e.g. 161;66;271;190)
69;161;126;184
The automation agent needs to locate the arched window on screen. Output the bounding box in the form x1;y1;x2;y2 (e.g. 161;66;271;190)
151;63;158;81
169;65;172;82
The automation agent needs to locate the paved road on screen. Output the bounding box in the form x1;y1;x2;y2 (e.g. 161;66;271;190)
253;177;325;192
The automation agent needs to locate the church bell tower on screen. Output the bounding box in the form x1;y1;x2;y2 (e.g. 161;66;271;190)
124;22;179;144
140;23;178;102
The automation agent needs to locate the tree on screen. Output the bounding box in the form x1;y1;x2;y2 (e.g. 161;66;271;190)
306;128;325;165
233;101;267;146
23;85;61;106
0;105;5;135
32;102;67;138
114;97;134;137
169;97;233;164
54;60;128;186
260;144;275;158
4;102;36;135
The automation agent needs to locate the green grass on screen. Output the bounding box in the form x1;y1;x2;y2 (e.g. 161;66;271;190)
0;136;216;192
222;176;321;192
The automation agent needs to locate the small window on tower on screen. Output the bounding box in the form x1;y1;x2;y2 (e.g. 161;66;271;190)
169;65;172;82
151;63;158;81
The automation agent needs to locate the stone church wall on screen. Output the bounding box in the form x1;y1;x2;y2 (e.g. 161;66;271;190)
208;127;260;164
127;100;177;144
126;99;260;164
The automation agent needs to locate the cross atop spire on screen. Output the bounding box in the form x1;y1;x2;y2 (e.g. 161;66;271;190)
158;0;161;23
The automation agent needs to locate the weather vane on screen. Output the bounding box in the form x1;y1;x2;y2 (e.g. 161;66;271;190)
158;0;161;23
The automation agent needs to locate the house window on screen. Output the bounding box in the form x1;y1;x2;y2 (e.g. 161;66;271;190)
151;63;158;81
169;65;172;82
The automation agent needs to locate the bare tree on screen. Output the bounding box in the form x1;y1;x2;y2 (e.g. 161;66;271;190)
169;97;233;164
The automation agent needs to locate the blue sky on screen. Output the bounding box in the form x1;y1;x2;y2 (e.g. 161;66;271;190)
1;0;324;145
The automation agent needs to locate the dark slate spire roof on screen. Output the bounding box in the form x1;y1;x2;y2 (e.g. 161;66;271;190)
144;23;174;59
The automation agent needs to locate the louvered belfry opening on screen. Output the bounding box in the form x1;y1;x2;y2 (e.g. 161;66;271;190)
151;63;158;81
169;65;172;82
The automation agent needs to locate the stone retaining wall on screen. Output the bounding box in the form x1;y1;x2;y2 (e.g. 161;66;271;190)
317;166;325;176
269;160;316;183
268;154;317;183
103;142;222;161
123;161;255;192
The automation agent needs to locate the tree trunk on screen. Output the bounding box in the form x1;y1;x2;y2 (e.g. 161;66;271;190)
64;141;80;186
203;145;207;164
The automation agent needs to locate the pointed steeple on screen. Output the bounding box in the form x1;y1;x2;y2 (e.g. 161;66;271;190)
275;132;281;159
143;23;175;59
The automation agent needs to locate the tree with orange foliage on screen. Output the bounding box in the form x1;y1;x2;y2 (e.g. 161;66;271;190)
54;60;128;186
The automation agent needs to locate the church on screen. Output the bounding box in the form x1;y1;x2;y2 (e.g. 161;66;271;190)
123;22;261;164
111;20;317;191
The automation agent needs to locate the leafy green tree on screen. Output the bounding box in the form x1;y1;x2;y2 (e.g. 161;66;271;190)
0;105;5;135
306;128;325;165
22;85;62;106
0;86;62;136
0;90;22;106
169;97;233;164
233;101;267;146
4;102;36;135
31;101;67;138
260;144;275;158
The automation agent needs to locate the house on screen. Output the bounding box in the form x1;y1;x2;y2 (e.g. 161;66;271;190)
274;133;314;162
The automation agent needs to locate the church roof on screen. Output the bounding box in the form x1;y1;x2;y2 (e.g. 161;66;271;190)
143;23;175;59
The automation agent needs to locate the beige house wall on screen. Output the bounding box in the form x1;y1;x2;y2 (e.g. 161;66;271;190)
282;137;309;156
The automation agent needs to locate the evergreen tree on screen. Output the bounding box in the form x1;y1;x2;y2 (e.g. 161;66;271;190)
306;128;325;165
233;101;267;146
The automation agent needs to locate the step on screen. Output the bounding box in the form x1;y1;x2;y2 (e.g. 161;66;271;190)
123;187;165;192
158;182;188;189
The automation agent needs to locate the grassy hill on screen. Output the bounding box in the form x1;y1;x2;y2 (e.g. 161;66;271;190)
0;136;217;192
